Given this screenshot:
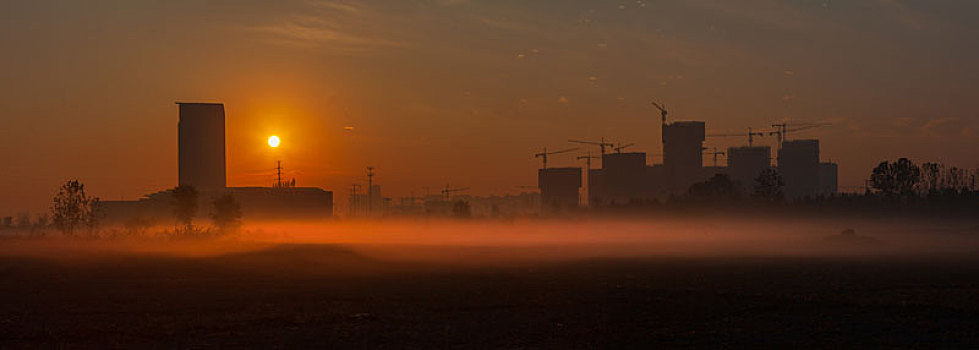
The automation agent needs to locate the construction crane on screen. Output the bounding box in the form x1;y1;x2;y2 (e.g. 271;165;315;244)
441;184;469;201
770;122;831;150
704;147;726;167
576;153;601;170
652;100;668;126
575;153;601;207
707;127;766;147
613;143;634;153
535;147;579;169
568;138;614;155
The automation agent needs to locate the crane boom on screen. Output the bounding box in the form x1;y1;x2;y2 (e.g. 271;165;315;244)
707;127;766;146
703;147;726;167
613;143;635;153
568;138;614;154
651;101;667;125
770;121;831;150
534;147;580;169
441;185;469;200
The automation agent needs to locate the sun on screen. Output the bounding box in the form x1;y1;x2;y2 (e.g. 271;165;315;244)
268;135;280;148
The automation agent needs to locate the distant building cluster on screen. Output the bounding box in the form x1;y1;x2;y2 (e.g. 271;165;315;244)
103;103;334;221
539;117;838;210
347;183;540;219
101;101;841;221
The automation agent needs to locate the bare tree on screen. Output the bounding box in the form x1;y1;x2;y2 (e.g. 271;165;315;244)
921;162;940;194
51;180;100;237
171;185;199;232
85;198;103;235
210;194;242;233
752;168;784;202
15;213;31;230
33;214;50;237
688;174;740;202
870;158;920;197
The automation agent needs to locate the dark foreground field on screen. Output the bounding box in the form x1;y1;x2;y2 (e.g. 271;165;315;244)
2;243;979;348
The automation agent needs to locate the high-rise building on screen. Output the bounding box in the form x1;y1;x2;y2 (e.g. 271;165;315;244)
538;167;582;211
597;152;647;204
819;162;838;196
177;102;226;189
662;121;706;193
779;139;820;200
727;146;771;194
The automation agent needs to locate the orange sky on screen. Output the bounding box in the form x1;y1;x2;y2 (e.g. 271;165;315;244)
2;0;978;214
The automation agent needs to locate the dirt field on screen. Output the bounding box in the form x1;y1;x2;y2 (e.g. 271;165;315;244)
2;237;979;348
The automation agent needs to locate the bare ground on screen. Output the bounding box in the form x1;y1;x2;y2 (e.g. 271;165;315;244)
1;243;979;348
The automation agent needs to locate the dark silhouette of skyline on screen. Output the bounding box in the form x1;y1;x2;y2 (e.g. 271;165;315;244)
177;102;226;190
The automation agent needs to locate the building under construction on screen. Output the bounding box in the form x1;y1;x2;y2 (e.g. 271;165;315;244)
537;105;838;207
538;167;582;211
728;146;772;195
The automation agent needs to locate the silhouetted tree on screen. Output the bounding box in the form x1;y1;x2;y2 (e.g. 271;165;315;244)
688;174;740;202
921;162;941;194
15;213;31;230
171;185;198;232
946;166;966;190
210;194;242;233
51;179;100;237
870;158;920;197
752;168;784;202
85;198;103;235
123;216;154;237
33;214;49;237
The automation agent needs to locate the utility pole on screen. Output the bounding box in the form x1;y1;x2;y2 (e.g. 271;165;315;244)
275;160;283;188
706;147;725;167
349;184;361;217
367;167;374;216
576;153;601;207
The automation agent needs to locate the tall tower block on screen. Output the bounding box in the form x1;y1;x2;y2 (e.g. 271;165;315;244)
662;121;706;192
778;139;819;200
538;167;582;212
177;102;226;189
727;146;771;194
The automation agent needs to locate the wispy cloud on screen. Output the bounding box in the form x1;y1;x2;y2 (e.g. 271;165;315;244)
244;1;409;54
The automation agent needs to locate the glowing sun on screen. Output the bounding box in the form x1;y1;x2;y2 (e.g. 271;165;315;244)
268;135;280;148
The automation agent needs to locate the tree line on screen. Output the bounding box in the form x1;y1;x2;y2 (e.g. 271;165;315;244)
591;157;978;216
0;181;242;238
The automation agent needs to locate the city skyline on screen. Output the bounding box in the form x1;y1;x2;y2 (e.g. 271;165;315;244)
3;1;979;213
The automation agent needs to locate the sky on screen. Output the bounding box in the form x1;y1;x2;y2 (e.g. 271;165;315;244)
1;0;978;214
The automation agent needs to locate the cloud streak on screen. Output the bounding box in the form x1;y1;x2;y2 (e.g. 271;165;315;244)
244;1;409;54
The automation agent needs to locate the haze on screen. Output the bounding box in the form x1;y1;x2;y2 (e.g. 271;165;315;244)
4;218;977;265
2;0;979;213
